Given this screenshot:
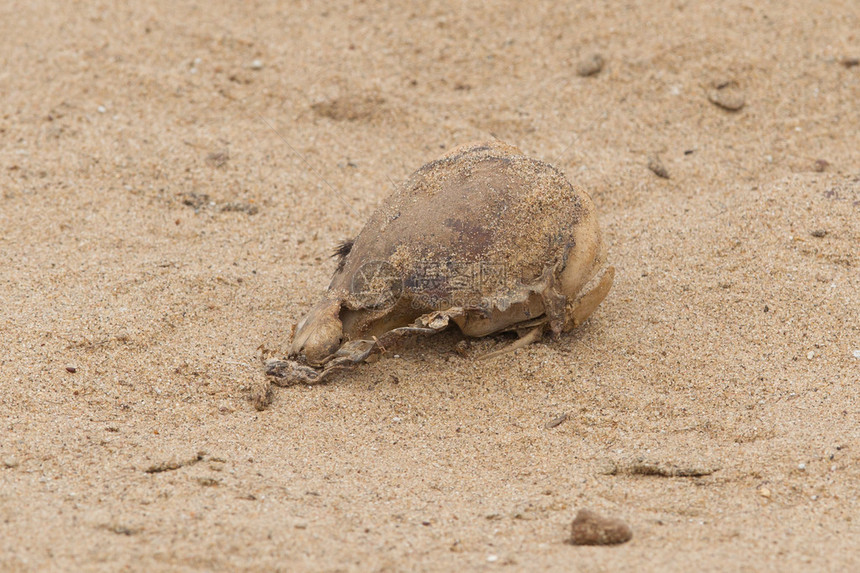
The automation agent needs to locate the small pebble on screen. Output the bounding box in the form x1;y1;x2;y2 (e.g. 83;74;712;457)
251;59;264;70
647;156;670;179
806;351;814;360
798;463;806;471
576;53;604;77
853;350;860;359
568;509;632;546
707;81;745;111
486;555;498;563
813;159;829;172
66;366;77;373
810;229;827;238
205;150;230;167
97;105;106;114
841;57;859;68
2;457;19;469
758;487;772;498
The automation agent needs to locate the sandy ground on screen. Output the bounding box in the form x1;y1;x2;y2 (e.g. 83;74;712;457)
1;0;859;571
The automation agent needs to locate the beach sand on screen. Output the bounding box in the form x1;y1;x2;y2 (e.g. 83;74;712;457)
1;1;858;570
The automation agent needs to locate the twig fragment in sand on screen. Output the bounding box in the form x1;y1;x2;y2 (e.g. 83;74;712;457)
99;523;140;536
545;413;568;429
601;457;719;478
144;451;206;474
67;334;131;350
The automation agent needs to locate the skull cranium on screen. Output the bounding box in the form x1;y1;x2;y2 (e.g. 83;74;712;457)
267;140;614;385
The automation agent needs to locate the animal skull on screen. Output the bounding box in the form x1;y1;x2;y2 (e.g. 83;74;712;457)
266;140;614;385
